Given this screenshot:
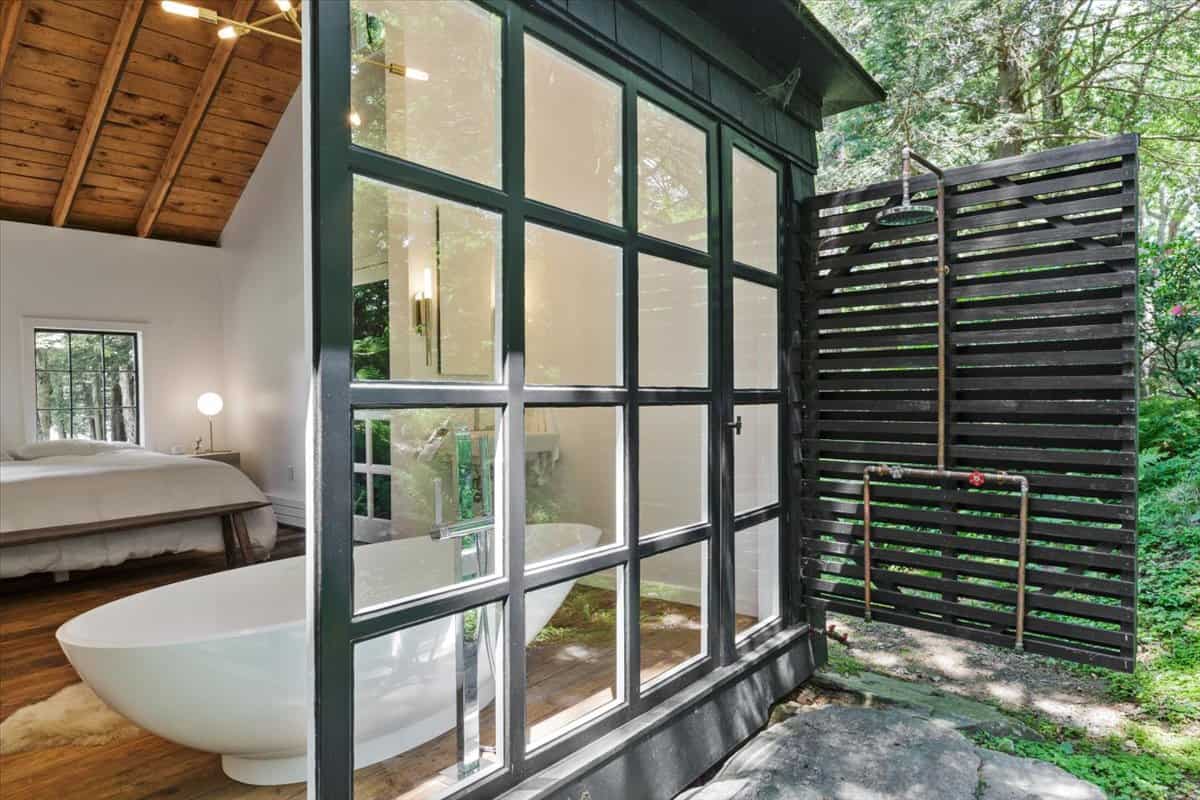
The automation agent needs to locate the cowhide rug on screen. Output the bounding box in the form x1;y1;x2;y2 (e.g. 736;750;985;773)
0;683;142;754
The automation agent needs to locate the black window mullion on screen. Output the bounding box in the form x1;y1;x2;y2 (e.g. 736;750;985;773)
347;145;508;215
715;124;736;667
501;0;529;780
621;76;640;712
308;2;356;797
350;384;508;408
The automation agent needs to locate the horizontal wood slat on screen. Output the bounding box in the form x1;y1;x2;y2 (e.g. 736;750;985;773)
796;136;1138;671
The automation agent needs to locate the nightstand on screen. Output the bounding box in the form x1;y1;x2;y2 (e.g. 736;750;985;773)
187;450;241;468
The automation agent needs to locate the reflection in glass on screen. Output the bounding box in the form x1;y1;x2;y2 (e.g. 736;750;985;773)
525;407;620;564
353;176;500;382
525;224;622;386
732;148;778;272
638;255;707;388
638;98;708;251
526;567;620;744
349;0;501;187
352;408;499;611
525;35;621;223
734;404;779;515
641;542;706;684
639;405;707;537
352;601;503;799
734;519;780;637
733;279;778;389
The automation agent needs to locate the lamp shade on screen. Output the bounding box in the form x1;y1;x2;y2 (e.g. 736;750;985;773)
197;392;224;417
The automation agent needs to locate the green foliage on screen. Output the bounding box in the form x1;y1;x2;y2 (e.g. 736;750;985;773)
973;732;1195;800
825;642;866;676
1140;239;1200;400
808;0;1200;239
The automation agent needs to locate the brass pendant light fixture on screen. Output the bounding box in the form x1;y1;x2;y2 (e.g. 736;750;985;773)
158;1;429;80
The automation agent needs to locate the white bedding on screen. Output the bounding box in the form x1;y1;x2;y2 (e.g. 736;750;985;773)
0;449;277;578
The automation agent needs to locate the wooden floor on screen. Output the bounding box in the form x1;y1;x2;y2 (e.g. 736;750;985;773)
0;529;707;800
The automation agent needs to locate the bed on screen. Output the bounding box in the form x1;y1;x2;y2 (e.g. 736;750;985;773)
0;443;277;579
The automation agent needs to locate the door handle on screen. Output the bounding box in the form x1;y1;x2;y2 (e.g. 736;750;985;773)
727;415;743;436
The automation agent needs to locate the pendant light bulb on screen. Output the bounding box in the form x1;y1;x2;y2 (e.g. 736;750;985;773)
348;110;362;128
162;0;201;18
275;0;293;11
217;25;238;39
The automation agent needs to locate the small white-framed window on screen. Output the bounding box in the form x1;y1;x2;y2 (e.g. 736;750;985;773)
22;318;146;445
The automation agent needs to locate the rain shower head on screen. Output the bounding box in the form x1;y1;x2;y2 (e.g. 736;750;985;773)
876;145;943;226
876;203;937;226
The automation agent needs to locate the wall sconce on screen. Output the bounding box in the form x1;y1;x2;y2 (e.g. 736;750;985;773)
413;267;434;366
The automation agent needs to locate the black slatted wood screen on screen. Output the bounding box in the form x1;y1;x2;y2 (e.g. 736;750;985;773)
794;135;1139;671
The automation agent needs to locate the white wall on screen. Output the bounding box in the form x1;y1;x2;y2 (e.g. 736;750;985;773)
0;222;228;455
219;96;307;522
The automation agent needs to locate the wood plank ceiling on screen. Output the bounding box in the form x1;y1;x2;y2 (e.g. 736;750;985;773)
0;0;301;245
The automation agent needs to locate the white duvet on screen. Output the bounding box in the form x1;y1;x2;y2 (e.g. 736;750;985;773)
0;449;277;578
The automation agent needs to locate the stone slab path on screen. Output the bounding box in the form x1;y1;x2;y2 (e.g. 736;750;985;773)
679;707;1106;800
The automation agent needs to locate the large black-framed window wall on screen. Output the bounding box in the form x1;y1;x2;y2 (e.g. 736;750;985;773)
307;2;796;797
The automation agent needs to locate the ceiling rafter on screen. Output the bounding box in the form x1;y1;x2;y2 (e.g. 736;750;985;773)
0;0;29;92
51;0;148;228
136;0;256;239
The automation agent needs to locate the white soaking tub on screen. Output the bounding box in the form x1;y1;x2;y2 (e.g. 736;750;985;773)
57;522;602;785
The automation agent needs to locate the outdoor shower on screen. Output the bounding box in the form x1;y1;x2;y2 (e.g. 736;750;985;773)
861;146;1032;651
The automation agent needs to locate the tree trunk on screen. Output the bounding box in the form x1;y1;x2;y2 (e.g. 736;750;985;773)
995;30;1026;158
1038;0;1064;147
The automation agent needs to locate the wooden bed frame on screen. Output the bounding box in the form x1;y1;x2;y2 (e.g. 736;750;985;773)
0;500;274;571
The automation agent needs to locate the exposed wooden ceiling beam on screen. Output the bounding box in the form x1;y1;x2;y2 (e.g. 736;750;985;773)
0;0;29;92
51;0;147;227
136;0;256;239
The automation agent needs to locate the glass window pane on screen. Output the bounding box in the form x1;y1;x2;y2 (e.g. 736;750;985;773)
103;334;135;370
69;333;102;371
71;409;102;440
641;541;706;685
734;404;778;515
349;0;501;187
734;278;778;390
525;36;621;223
35;371;71;409
638;255;707;388
35;409;69;441
637;98;708;251
106;407;137;443
735;518;780;637
525;224;622;386
639;405;707;538
353;408;499;612
34;330;68;369
526;407;620;564
353;177;500;382
527;566;620;744
103;371;136;408
72;373;102;409
732;148;778;272
352;601;502;799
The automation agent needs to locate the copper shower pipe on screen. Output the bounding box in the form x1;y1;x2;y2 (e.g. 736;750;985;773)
904;149;948;468
858;150;1032;650
860;465;1031;650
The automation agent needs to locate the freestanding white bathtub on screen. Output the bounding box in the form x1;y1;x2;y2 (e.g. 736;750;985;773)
57;522;602;786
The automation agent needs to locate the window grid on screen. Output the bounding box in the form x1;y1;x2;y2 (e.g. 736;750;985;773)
33;328;140;444
311;1;795;796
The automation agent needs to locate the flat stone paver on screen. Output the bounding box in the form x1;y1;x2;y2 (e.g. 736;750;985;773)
678;707;1105;800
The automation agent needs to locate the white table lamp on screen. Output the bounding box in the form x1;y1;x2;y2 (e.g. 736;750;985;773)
197;392;224;452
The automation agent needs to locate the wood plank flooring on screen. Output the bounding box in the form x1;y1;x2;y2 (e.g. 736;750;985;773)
0;529;710;800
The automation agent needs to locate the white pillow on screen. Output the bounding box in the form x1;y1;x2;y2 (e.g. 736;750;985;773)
10;440;140;460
